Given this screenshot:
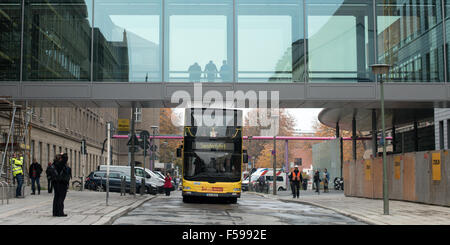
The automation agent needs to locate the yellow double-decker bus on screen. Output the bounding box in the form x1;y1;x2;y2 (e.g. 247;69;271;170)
177;108;247;203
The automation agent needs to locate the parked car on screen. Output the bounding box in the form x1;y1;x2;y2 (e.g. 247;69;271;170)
242;176;249;191
99;165;164;193
85;170;157;194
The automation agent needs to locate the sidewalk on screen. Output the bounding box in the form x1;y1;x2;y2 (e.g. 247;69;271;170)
0;190;155;225
251;190;450;225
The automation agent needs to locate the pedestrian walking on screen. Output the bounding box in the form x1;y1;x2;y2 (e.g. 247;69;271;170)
313;170;321;194
45;162;53;193
164;173;173;196
49;153;71;217
323;168;330;193
10;153;24;198
289;165;302;198
29;158;43;195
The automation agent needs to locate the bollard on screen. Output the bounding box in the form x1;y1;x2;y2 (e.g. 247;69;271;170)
120;176;125;196
1;181;5;205
22;184;26;198
140;178;145;195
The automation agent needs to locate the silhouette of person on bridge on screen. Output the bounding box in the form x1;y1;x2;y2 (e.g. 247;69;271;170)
219;60;231;82
188;62;202;82
204;60;218;82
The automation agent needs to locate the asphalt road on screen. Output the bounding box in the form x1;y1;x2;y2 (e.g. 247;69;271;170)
113;191;365;225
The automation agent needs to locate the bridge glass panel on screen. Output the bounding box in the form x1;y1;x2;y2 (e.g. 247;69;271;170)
376;0;445;82
237;0;304;83
93;0;162;82
306;0;373;83
165;0;233;82
23;0;93;81
0;0;21;81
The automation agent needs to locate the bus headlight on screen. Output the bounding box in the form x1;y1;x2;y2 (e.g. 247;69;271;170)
233;188;241;191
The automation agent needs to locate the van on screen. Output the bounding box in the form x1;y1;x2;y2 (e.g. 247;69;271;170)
248;168;287;191
99;165;164;192
264;170;287;191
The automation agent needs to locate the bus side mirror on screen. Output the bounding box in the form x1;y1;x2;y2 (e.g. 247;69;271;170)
176;148;182;158
243;150;248;163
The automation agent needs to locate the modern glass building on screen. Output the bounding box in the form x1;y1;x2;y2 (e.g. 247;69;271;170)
1;0;450;107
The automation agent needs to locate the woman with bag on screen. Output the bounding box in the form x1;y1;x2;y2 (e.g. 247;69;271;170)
163;173;173;196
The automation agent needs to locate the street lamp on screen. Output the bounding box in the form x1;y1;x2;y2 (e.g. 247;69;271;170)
370;64;391;215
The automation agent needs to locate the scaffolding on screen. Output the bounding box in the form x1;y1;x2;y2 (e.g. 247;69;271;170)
0;98;32;184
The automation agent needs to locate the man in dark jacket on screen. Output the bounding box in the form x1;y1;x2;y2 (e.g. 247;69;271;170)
313;170;321;194
289;165;303;198
45;162;53;193
29;158;43;195
50;153;70;217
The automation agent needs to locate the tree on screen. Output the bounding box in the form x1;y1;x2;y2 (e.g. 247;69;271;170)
159;108;183;167
244;109;297;169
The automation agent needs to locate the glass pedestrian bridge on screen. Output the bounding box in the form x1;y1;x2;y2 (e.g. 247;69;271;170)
1;0;450;107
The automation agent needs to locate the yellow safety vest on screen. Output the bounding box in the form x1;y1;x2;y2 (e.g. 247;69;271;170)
11;157;23;177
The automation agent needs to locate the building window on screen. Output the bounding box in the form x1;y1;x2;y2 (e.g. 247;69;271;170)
135;107;142;122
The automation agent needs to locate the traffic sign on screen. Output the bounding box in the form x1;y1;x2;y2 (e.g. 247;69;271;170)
150;145;158;152
127;134;140;146
139;130;150;139
118;119;130;132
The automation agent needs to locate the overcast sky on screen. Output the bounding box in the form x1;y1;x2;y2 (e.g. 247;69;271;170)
286;108;322;132
173;108;322;133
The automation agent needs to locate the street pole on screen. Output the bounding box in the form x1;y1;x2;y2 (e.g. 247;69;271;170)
273;136;276;195
380;75;389;215
143;136;146;172
130;104;136;196
106;122;111;206
370;64;390;215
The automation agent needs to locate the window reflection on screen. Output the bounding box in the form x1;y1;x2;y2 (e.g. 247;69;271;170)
377;0;444;82
237;0;304;82
306;0;372;83
166;0;233;82
0;0;21;81
93;0;161;82
23;0;92;81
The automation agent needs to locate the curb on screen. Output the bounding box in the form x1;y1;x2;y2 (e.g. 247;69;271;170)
93;195;157;225
248;192;379;225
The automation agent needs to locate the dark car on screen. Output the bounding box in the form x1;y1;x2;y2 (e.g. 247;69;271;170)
85;171;157;194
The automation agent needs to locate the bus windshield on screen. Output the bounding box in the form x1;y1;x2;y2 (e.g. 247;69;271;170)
183;108;243;182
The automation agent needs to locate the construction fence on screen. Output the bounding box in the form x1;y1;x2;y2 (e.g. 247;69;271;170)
343;150;450;207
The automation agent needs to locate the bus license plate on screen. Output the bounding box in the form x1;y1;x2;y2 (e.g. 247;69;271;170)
206;193;218;197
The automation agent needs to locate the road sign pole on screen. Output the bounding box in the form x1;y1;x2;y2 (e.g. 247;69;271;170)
130;103;136;196
143;137;146;172
106;122;111;206
273;136;277;195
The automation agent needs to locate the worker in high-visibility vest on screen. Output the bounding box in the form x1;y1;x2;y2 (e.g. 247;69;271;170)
11;153;24;198
289;165;303;198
